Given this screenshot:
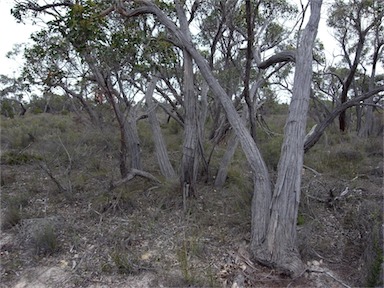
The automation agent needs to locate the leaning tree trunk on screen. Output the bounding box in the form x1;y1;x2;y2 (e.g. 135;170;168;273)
214;104;248;188
304;86;384;152
177;1;199;198
115;0;315;276
359;38;381;138
145;74;176;180
196;82;209;180
252;0;322;277
180;48;198;197
126;111;143;171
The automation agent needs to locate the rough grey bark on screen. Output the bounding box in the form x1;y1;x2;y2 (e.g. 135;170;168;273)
196;81;209;180
176;1;199;197
145;74;176;180
214;133;239;188
125;111;142;171
244;0;256;140
257;51;296;69
359;36;383;137
87;58;142;176
253;0;322;277
116;0;319;276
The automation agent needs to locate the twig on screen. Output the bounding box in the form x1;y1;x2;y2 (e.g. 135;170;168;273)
306;194;327;203
57;135;73;193
307;268;352;288
38;162;67;193
303;165;321;176
58;135;72;176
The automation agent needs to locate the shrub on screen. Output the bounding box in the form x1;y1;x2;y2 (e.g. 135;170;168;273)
32;224;59;256
1;207;21;230
110;248;139;275
258;135;283;171
0;151;43;165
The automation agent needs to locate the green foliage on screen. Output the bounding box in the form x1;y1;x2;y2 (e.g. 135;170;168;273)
177;240;195;285
306;141;365;177
110;248;139;275
1;100;16;118
258;134;284;171
27;94;72;115
67;1;107;51
165;118;181;135
303;131;381;177
366;242;383;287
1;151;43;165
0;114;71;150
297;213;305;226
138;120;155;153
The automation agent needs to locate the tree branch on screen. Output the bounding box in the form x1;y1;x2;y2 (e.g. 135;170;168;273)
110;168;161;190
304;85;384;152
257;51;296;69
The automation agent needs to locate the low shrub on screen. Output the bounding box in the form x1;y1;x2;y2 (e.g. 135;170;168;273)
1;207;21;230
1;151;43;165
32;224;59;256
110;248;140;275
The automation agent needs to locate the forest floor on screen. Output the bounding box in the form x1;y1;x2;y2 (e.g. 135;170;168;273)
1;113;383;287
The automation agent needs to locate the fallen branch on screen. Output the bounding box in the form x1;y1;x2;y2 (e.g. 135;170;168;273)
303;165;321;176
307;268;352;288
38;162;67;193
110;168;161;190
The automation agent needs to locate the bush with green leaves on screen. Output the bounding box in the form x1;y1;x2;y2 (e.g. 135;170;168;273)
1;151;43;165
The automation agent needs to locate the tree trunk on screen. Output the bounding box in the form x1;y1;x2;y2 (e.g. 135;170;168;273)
359;100;375;137
244;0;257;140
196;81;209;181
176;1;199;197
126;112;142;170
304;86;384;152
252;0;322;277
145;74;176;180
214;104;248;188
359;37;381;138
180;48;198;197
214;132;239;188
118;0;319;276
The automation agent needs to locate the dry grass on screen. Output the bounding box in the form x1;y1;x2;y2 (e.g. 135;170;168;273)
0;113;382;287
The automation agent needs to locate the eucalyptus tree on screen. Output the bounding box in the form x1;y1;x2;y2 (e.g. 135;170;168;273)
0;74;29;117
303;0;384;150
13;1;172;179
196;0;299;142
21;29;100;123
109;0;323;276
12;0;342;277
195;0;298;186
327;0;384;132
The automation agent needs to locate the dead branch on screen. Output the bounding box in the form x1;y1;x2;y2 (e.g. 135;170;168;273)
257;51;296;69
307;268;352;288
38;162;67;193
110;168;161;190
